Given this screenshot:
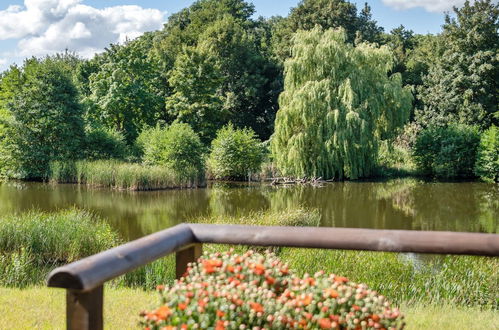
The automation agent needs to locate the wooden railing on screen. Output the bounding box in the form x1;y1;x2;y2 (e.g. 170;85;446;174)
47;223;499;330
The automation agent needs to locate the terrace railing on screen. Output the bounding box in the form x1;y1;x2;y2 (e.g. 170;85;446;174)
47;223;499;330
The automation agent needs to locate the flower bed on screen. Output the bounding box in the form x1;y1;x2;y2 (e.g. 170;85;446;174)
140;250;404;329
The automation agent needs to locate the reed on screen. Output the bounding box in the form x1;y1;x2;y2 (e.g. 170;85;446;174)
49;160;204;190
0;209;119;287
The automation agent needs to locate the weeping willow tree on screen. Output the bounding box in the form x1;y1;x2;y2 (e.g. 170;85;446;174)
271;28;413;180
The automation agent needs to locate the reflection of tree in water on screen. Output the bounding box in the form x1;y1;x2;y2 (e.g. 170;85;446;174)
1;179;496;242
264;180;498;233
208;183;271;217
265;182;416;230
387;182;498;233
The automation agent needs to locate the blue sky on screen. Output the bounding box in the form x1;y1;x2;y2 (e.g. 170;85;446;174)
0;0;472;71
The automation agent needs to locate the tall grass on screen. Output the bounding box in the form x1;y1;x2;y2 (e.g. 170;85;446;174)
1;208;497;309
49;160;205;191
0;209;119;287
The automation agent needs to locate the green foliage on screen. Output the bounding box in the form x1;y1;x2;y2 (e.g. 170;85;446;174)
138;122;205;177
271;28;412;180
475;125;499;182
84;127;127;160
156;1;280;140
413;125;480;178
208;124;264;180
0;57;85;179
416;0;498;129
0;209;118;287
271;0;383;62
86;34;164;143
49;160;204;191
166;47;225;143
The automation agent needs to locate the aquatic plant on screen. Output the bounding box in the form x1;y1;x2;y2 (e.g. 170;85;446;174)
49;160;204;191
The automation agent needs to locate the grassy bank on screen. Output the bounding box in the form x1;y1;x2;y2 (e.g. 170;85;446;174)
1;209;497;308
1;287;497;329
49;160;205;191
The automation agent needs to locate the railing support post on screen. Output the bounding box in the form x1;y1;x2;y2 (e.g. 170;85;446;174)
66;285;103;330
176;243;202;279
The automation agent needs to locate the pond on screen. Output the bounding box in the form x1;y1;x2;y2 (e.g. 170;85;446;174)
0;179;497;241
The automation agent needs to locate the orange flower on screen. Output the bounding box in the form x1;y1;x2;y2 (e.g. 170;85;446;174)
160;327;174;330
215;320;225;330
156;306;171;320
226;265;235;272
281;267;289;275
334;276;349;283
178;303;187;311
253;263;265;275
181;325;188;329
326;289;339;298
156;285;165;291
266;276;276;285
370;314;380;322
216;310;225;317
352;305;361;311
319;318;332;329
250;302;264;313
301;295;312;306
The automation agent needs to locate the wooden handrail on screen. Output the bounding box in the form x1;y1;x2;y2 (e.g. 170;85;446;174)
47;224;499;329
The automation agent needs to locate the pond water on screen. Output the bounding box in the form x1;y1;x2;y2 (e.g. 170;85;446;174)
0;179;497;241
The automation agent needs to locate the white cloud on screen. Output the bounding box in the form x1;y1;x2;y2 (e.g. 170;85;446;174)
0;0;166;59
382;0;493;13
0;58;7;66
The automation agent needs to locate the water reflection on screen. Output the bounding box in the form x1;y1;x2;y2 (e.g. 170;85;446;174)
0;179;497;240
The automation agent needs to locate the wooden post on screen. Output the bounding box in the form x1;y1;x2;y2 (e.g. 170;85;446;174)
176;244;202;279
66;286;103;330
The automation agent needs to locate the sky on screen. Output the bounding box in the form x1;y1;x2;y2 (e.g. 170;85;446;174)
0;0;487;71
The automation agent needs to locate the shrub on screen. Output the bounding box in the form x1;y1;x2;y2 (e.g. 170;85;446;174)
138;122;205;178
140;250;405;329
84;127;127;160
412;125;480;178
208;124;264;180
475;125;499;182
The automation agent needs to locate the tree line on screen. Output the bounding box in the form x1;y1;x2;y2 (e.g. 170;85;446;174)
0;0;497;182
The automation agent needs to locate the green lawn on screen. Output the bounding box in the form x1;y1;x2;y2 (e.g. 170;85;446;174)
1;287;497;329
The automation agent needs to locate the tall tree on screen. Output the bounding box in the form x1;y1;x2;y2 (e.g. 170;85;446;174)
416;0;498;129
166;46;225;143
271;0;383;63
157;1;280;140
271;28;412;180
87;33;164;143
0;57;85;179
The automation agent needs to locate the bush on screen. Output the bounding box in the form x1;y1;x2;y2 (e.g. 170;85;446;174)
140;250;405;329
208;124;264;180
137;122;205;178
84;127;127;160
474;125;499;182
412;125;480;178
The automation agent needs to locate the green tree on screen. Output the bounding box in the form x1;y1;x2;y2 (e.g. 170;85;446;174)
208;123;263;180
0;57;85;179
416;0;498;129
475;125;499;182
87;33;164;143
271;0;383;62
166;46;225;143
271;28;412;180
